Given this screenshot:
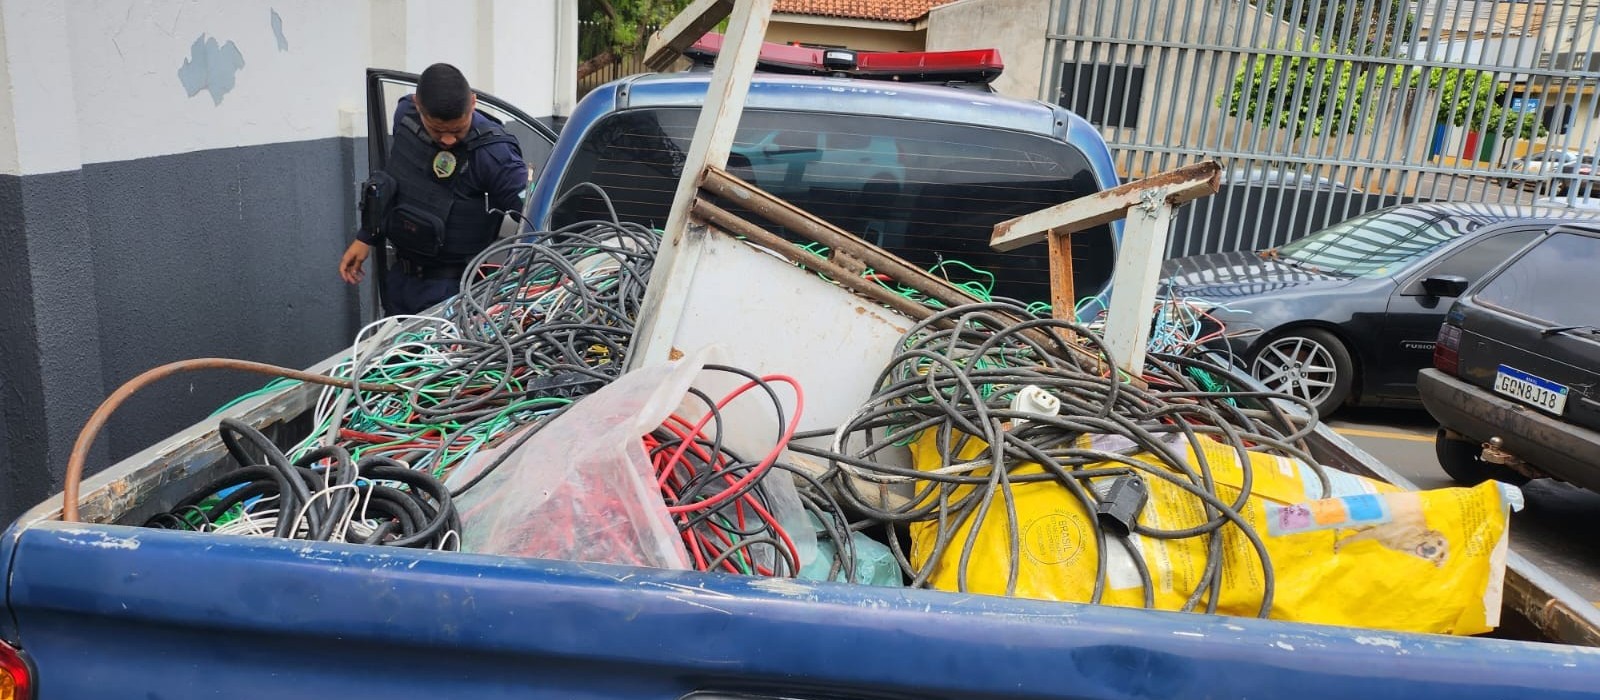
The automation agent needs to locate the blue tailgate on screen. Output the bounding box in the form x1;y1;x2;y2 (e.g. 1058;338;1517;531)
5;521;1599;699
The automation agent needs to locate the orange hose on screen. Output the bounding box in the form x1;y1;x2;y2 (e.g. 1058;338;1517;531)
63;358;403;522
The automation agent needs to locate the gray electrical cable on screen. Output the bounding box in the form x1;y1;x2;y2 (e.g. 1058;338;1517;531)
789;300;1332;618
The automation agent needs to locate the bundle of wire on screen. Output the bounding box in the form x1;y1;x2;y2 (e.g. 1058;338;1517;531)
145;418;461;549
786;301;1330;617
645;365;808;576
155;186;663;547
1085;296;1231;357
281;192;660;492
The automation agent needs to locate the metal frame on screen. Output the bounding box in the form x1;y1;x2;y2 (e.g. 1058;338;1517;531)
991;161;1222;374
628;0;774;372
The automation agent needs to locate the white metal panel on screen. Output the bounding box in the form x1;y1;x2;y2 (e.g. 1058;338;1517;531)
663;233;915;459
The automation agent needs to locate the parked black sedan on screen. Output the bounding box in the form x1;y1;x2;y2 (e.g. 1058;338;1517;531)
1160;202;1591;417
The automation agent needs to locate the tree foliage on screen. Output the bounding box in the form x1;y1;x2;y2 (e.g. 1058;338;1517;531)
1223;43;1372;139
1259;0;1416;58
1426;68;1546;139
1221;1;1546;140
578;0;695;79
1222;46;1546;140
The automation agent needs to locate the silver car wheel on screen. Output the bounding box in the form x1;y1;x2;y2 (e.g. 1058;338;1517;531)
1251;335;1339;405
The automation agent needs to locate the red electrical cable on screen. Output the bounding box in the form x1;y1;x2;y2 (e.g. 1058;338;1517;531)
660;375;803;514
644;373;806;575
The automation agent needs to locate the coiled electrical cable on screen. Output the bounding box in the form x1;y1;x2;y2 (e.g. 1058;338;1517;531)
647;365;806;577
147;420;461;549
787;300;1329;617
287;184;661;484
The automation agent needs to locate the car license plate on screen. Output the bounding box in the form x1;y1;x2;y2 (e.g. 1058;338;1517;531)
1494;365;1569;415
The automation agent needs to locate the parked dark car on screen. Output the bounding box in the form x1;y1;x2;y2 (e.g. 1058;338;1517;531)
1419;224;1600;492
1159;202;1591;417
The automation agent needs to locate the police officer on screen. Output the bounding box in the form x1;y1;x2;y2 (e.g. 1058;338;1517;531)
339;63;529;315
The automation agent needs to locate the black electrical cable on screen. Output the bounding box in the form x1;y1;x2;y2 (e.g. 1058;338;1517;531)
783;300;1336;618
339;184;659;468
644;365;840;579
148;420;461;549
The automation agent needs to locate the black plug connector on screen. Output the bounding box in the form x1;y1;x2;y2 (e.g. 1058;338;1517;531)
1095;475;1149;538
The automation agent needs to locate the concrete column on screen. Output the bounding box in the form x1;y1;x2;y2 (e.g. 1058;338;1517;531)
482;0;560;113
370;0;408;69
0;0;108;520
554;0;579;117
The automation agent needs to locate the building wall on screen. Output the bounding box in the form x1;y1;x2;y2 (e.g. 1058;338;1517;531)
925;0;1047;100
767;19;926;52
0;0;560;523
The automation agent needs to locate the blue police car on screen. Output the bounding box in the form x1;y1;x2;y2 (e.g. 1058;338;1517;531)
370;36;1123;307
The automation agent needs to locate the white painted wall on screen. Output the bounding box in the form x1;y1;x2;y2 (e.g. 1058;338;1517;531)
1401;37;1542;69
0;0;561;175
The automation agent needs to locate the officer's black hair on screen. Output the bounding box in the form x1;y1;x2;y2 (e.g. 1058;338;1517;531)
417;63;472;120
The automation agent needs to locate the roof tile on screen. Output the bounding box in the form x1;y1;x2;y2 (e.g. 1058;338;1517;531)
774;0;957;23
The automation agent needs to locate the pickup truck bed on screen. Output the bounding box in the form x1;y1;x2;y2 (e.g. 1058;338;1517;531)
6;518;1598;699
4;348;1600;699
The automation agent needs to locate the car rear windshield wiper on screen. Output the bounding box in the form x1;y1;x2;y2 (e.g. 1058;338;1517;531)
1539;324;1600;336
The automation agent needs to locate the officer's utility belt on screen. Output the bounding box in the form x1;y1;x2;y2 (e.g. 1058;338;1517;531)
394;257;468;281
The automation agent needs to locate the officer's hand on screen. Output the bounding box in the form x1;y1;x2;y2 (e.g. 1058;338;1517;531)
340;240;371;285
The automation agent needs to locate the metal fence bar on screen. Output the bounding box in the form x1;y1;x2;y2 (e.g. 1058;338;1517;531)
1043;32;1600;77
1244;0;1291;250
1048;0;1600;257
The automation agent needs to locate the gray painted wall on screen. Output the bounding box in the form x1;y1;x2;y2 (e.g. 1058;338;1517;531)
86;136;366;460
0;1;565;524
0;169;110;521
0;137;363;522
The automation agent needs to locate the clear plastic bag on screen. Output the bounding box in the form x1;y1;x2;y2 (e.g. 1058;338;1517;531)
446;351;714;569
447;347;822;575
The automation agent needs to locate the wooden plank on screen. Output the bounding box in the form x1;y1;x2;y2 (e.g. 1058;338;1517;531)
699;166;984;313
628;0;774;371
697;166;1114;376
643;0;736;72
990;161;1221;252
1047;231;1075;320
690;199;939;323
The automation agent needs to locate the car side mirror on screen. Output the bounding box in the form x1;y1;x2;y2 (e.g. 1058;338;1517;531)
1421;275;1471;298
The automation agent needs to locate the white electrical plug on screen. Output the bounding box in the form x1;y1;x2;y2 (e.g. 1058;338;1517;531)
1009;385;1060;430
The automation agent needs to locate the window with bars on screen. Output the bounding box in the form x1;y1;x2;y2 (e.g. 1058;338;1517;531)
1057;62;1145;129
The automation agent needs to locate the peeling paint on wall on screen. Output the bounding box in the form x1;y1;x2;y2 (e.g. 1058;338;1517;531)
178;35;246;105
271;9;289;51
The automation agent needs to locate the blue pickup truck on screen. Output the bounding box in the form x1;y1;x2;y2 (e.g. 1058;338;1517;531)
3;45;1600;699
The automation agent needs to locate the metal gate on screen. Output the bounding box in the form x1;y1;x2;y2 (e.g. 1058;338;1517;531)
1042;0;1600;256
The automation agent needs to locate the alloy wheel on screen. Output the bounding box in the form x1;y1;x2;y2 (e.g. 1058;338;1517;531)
1251;335;1339;406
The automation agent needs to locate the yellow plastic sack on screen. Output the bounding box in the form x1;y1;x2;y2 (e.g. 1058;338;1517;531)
907;431;1522;635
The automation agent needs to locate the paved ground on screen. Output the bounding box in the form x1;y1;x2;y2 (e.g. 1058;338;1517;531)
1328;406;1600;605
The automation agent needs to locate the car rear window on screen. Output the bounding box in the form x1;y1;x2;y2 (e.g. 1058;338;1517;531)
549;107;1112;303
1475;231;1600;325
1276;207;1465;277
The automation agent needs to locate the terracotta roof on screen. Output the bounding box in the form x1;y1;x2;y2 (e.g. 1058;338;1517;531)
773;0;957;23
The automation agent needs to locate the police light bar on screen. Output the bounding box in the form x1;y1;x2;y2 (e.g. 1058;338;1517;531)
684;33;1003;84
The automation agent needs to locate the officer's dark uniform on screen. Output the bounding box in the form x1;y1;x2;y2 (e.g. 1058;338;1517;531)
358;95;528;316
